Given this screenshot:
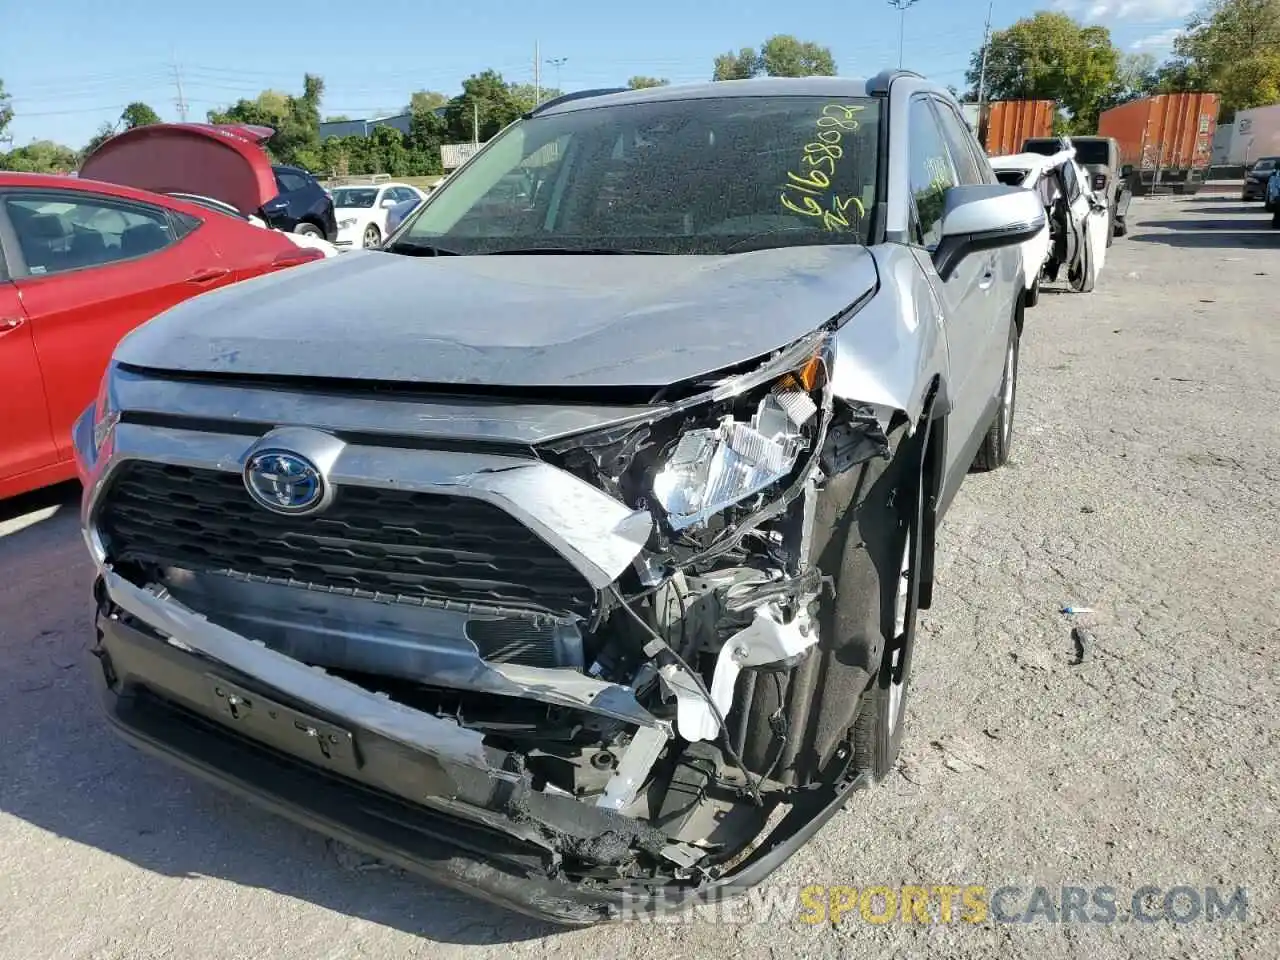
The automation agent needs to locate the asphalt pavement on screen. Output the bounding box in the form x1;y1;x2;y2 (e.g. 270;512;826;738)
0;197;1276;960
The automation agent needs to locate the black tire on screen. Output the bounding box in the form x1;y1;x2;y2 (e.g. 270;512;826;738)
362;224;382;248
972;314;1020;473
1114;216;1128;237
851;438;925;781
1272;210;1280;230
1025;276;1040;308
294;222;323;238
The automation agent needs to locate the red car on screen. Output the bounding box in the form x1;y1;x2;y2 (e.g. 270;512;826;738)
0;124;327;500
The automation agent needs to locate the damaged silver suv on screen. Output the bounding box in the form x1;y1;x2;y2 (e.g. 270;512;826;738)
74;72;1043;924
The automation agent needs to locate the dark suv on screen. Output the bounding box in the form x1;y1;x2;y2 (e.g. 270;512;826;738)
261;165;337;241
1242;157;1280;202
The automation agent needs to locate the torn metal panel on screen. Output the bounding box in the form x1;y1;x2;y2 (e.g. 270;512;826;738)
101;568;493;768
161;570;665;730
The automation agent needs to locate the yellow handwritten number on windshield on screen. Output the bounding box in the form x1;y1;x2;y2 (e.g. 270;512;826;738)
781;103;866;232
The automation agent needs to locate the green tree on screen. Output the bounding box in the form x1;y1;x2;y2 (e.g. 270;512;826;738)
966;12;1120;132
0;79;12;143
406;90;448;114
627;75;670;89
120;101;161;129
713;47;760;80
444;70;523;141
1098;52;1159;111
208;76;324;167
324;114;351;122
81;122;117;157
1;139;78;173
713;35;837;80
759;35;837;77
508;82;563;112
1172;0;1280;117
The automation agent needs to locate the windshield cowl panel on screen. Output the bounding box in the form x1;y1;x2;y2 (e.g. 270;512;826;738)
397;95;880;257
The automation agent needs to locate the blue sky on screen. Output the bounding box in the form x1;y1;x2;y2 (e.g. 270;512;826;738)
2;0;1197;148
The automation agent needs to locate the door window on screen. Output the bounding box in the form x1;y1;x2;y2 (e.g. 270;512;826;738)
934;100;994;185
275;170;311;194
907;98;959;248
4;195;176;277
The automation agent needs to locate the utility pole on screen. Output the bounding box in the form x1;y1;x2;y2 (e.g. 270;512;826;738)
977;1;994;109
534;40;541;106
545;57;567;95
171;47;188;122
888;0;919;69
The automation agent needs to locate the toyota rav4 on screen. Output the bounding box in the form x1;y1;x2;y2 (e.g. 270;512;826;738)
75;72;1043;925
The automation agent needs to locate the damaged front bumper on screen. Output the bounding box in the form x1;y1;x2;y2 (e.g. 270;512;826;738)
74;326;906;923
91;571;868;925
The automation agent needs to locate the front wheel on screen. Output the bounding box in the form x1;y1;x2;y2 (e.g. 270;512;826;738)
852;453;923;781
971;316;1020;472
294;222;323;239
362;224;382;248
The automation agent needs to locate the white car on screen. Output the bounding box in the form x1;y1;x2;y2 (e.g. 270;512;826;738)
332;182;426;249
990;146;1109;301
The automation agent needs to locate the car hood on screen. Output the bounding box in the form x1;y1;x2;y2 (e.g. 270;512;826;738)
115;245;879;389
79;123;279;216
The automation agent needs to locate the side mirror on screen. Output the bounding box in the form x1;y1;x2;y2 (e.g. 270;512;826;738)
381;197;398;208
932;184;1046;283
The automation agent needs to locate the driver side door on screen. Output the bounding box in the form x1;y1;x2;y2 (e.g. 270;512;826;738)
906;97;1002;476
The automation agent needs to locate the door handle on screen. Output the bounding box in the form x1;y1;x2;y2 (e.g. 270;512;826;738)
186;267;231;285
0;316;26;336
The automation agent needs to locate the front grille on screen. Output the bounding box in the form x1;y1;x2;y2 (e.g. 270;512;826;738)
99;462;595;615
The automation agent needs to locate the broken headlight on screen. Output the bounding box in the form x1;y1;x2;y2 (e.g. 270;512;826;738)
652;369;820;531
90;363;120;455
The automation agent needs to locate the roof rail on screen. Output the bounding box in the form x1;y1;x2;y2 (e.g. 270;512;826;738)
528;87;629;116
867;69;926;97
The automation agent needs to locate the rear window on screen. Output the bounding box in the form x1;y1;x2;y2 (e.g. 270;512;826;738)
1072;141;1111;167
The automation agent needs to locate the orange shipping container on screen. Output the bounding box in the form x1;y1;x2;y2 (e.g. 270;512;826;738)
1097;92;1221;175
982;100;1055;156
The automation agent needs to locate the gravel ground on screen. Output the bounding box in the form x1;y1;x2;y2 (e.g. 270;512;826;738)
1;198;1276;960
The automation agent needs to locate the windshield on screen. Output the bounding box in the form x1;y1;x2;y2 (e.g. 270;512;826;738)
392;95;881;255
1072;140;1111;167
332;188;379;208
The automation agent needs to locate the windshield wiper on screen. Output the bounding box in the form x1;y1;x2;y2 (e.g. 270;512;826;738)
385;240;462;257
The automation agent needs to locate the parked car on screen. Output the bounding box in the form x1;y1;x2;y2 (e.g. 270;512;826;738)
75;72;1043;925
331;182;426;248
266;165;338;241
166;192;340;258
1244;156;1280;202
1023;134;1130;242
990;144;1110;297
0;139;328;500
78;123;339;242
